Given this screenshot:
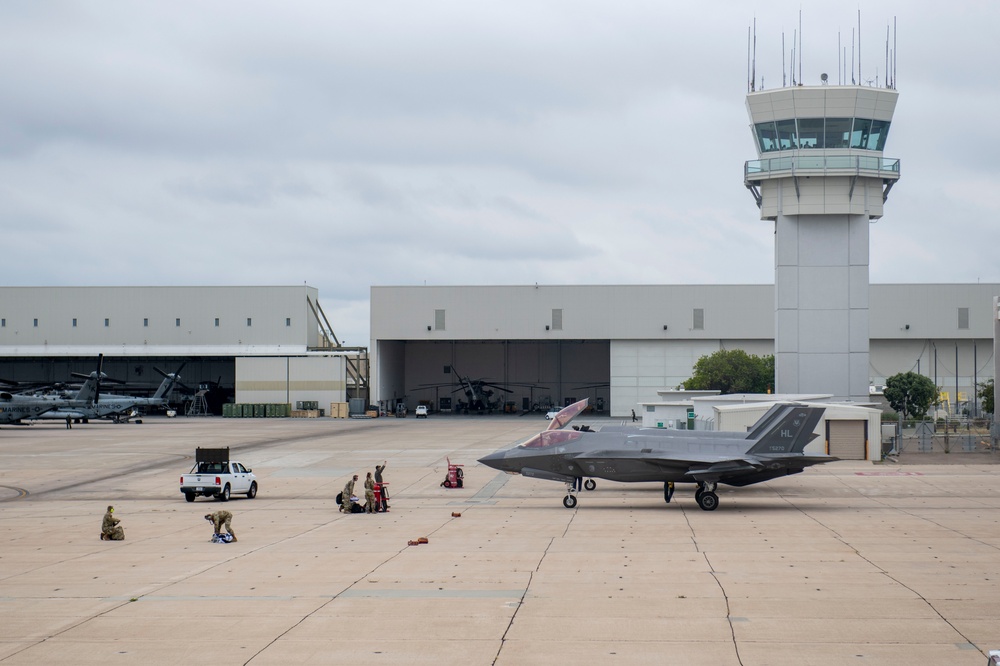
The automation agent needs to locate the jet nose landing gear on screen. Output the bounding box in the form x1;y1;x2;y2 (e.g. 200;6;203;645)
563;480;579;508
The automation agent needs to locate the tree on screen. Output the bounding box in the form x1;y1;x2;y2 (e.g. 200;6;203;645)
883;372;937;420
978;379;994;415
682;349;774;394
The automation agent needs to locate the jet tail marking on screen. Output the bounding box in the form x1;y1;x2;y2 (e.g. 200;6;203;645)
746;405;825;455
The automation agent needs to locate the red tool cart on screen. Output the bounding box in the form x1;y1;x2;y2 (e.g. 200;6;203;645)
373;482;389;512
441;457;464;488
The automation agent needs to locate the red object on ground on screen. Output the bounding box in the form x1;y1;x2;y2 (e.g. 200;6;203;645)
442;457;464;488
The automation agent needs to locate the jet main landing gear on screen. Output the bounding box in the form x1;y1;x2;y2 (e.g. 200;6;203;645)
694;481;719;511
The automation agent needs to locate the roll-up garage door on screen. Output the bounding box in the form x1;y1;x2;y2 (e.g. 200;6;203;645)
827;420;867;460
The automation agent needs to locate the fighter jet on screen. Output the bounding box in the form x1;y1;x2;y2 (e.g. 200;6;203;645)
478;399;833;511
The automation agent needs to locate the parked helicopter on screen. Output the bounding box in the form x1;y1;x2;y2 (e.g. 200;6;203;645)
411;366;548;414
31;362;186;423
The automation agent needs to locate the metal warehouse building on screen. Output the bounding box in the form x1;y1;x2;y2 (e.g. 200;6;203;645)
370;283;999;417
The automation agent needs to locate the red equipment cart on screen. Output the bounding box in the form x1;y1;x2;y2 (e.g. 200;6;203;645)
373;482;389;512
441;458;464;488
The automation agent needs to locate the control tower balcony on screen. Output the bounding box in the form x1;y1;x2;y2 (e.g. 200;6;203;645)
745;153;900;182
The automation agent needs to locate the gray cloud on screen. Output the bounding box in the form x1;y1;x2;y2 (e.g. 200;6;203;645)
1;1;998;346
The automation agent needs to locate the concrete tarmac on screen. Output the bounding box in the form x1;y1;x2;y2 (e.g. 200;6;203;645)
1;414;998;665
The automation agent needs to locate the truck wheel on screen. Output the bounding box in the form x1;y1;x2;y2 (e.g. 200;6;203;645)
184;492;195;502
247;482;257;499
220;484;231;502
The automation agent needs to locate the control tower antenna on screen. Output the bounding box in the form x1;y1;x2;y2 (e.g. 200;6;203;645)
893;16;897;88
791;29;796;85
782;32;786;87
798;8;802;87
851;28;855;84
858;9;862;87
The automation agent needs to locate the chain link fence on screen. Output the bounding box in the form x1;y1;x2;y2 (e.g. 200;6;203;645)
884;418;997;457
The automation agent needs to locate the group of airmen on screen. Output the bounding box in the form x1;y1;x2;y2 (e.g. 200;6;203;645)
100;462;390;543
100;505;236;542
340;462;388;514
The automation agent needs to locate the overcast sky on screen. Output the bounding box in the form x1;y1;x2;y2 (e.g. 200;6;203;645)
2;1;998;346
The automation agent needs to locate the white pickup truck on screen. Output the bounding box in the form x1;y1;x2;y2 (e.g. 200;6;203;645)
180;447;258;502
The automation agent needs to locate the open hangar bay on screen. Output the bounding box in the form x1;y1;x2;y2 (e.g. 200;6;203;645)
1;415;998;665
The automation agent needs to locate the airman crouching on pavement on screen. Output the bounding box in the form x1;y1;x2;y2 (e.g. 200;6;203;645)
204;510;237;542
101;505;125;541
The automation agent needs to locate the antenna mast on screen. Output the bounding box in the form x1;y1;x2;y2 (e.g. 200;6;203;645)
893;16;897;89
782;32;786;87
858;9;862;86
885;23;889;88
798;9;802;86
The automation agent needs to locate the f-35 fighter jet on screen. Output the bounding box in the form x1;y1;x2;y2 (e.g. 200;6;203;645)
478;399;833;511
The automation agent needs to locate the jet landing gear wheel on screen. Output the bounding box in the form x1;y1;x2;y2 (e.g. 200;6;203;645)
563;481;579;508
664;481;675;503
584;479;596;491
697;491;719;511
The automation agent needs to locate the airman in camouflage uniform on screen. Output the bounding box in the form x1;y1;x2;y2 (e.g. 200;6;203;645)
204;510;236;541
101;505;124;541
364;472;376;513
341;475;358;513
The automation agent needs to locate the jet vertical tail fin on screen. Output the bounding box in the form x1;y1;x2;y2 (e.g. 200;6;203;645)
746;404;825;455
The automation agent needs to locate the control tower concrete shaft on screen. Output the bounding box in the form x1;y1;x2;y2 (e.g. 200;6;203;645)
744;85;900;401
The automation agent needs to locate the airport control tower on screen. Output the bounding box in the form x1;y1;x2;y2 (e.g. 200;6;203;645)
744;83;899;401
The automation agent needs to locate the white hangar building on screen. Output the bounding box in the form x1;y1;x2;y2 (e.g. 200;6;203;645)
370;283;999;418
0;286;363;413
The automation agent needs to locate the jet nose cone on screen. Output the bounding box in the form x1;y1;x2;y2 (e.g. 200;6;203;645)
478;449;508;471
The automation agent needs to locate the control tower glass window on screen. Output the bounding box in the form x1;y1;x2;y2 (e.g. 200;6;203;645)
797;119;825;148
824;118;853;148
776;119;798;149
754;117;891;153
867;120;890;151
754;121;778;152
850;118;872;148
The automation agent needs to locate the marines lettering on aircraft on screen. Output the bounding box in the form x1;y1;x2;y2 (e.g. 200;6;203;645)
479;399;834;511
0;358;103;426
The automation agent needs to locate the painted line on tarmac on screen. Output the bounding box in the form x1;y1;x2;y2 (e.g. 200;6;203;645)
469;472;510;502
0;485;29;501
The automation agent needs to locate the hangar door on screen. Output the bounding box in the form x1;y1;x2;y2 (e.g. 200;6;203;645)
827;420;868;460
